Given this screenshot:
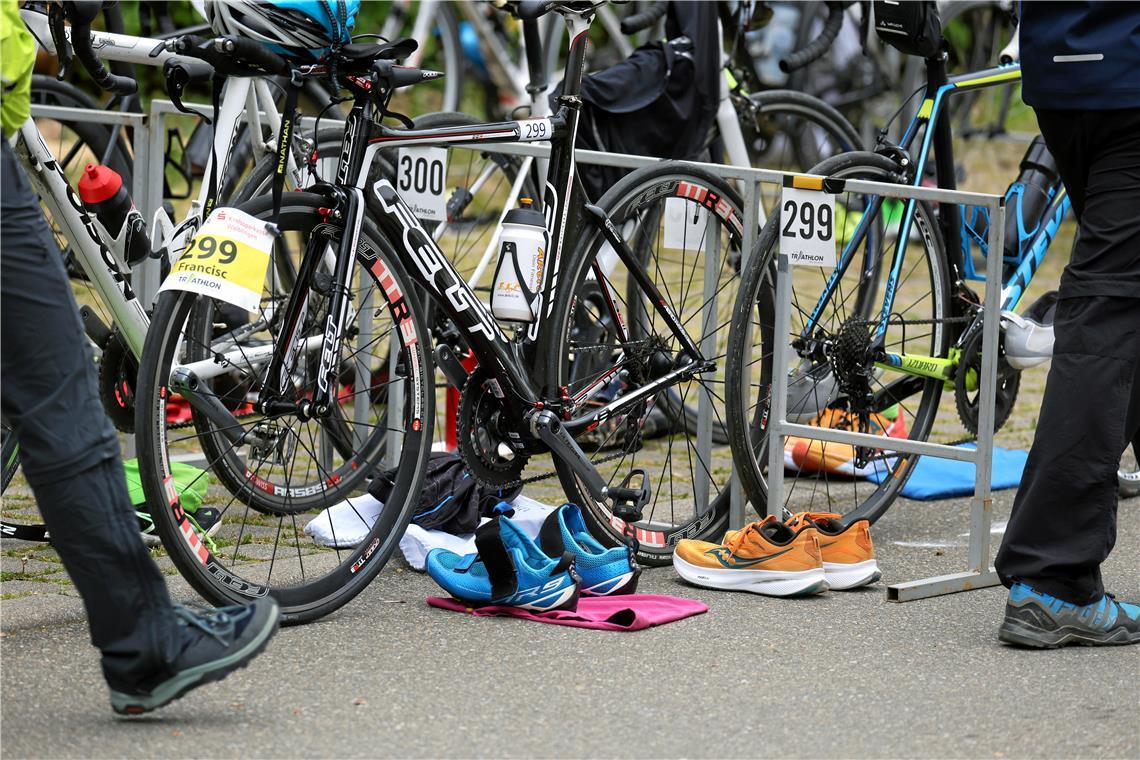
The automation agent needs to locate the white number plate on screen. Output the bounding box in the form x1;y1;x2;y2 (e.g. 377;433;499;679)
396;146;448;223
516;118;553;142
780;185;837;267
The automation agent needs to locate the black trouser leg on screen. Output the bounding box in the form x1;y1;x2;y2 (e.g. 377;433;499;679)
995;108;1140;605
0;140;180;692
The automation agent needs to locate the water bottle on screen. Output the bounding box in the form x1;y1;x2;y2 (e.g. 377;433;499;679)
1002;136;1063;265
491;199;549;324
77;164;151;266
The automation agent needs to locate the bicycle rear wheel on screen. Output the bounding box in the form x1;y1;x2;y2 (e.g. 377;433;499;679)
547;163;746;565
725;152;952;525
135;192;433;623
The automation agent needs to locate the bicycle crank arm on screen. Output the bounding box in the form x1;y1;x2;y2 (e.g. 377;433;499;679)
168;367;246;447
531;409;607;497
530;410;656;518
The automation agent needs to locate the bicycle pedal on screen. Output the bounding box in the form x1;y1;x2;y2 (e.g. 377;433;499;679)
609;468;651;524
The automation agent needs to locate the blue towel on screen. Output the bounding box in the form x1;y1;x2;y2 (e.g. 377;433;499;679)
865;444;1028;501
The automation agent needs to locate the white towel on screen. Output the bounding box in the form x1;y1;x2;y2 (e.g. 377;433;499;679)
304;492;559;570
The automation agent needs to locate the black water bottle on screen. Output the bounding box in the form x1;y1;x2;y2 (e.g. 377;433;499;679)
1003;136;1063;264
77;164;151;266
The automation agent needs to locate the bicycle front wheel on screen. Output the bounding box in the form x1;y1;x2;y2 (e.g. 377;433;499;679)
547;163;747;565
725;152;952;526
135;192;434;623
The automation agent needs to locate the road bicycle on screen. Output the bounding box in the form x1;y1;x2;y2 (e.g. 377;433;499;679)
724;38;1071;524
0;4;336;535
130;0;765;622
283;0;862;460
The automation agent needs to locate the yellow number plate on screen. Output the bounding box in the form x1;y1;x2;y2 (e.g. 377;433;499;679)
161;208;273;312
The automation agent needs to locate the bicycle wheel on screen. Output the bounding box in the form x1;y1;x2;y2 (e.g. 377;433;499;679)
135;192;433;623
547;162;746;565
233;112;534;449
374;0;464;113
744;90;863;216
1;420;17;494
725;152;952;526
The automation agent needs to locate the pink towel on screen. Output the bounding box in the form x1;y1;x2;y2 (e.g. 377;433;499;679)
426;594;708;631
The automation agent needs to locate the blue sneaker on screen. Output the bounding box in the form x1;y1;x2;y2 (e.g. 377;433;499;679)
999;583;1140;649
426;516;581;611
537;504;641;596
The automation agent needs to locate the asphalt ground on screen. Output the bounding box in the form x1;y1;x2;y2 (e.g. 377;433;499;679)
2;490;1137;759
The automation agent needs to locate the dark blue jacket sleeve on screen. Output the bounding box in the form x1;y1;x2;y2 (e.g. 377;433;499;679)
1020;1;1140;110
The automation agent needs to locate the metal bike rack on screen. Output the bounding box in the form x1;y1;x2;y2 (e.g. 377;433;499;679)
466;143;1007;602
763;178;1006;602
38;100;1005;600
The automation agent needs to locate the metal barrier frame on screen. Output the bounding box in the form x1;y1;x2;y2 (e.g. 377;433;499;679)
37;99;1006;600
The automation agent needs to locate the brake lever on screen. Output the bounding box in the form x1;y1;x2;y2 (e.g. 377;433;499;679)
163;60;210;122
48;3;73;80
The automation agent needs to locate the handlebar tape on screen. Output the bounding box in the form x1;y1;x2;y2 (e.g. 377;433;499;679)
779;2;844;73
620;2;667;35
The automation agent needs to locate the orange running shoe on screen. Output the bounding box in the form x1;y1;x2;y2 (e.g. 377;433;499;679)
673;516;827;597
785;408;907;478
785;512;881;589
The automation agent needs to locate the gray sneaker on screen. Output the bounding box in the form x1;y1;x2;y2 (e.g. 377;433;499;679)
111;598;280;715
999;583;1140;649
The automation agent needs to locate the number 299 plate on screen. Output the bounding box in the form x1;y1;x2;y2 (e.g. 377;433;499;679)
160;208;273;312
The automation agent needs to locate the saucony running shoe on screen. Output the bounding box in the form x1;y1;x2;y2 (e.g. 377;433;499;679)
785;512;881;589
999;583;1140;649
427;515;581;611
673;516;826;597
537;504;640;595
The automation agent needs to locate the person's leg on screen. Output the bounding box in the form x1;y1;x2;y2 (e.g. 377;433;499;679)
0;140;181;692
995;109;1140;605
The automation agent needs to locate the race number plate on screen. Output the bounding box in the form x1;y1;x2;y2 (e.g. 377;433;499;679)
160;207;272;312
396;146;448;223
780;185;837;267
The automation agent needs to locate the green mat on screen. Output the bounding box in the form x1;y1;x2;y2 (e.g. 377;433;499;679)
123;459;209;513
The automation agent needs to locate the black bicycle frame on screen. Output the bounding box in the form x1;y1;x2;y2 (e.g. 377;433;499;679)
258;7;712;437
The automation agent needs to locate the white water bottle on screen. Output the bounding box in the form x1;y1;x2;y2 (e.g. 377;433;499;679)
491;199;548;323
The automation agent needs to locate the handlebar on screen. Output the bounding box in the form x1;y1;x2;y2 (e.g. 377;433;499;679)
620;2;666;35
213;36;291;76
779;1;845;73
64;1;138;95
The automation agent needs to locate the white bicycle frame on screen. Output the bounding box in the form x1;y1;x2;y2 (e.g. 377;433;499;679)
15;8;297;375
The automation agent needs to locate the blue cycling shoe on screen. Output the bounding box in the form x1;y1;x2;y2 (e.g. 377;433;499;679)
999;582;1140;649
426;515;581;611
537;504;641;596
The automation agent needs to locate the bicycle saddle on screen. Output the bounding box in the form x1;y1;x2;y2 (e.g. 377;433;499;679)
336;38;419;71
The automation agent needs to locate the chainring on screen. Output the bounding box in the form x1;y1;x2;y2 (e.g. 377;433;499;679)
98;330;137;434
954;328;1021;436
456;366;528;488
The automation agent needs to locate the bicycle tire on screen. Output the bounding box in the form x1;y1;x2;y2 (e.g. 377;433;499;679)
135;192;434;624
725;151;952;526
546;162;747;566
1;420;18;494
